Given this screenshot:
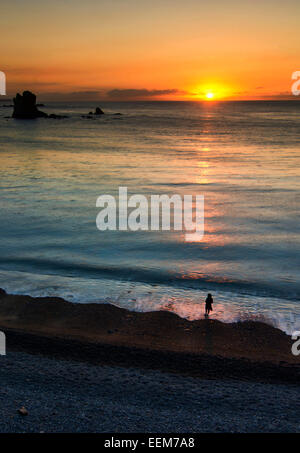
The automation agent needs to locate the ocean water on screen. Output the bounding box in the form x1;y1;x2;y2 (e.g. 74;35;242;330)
0;100;299;334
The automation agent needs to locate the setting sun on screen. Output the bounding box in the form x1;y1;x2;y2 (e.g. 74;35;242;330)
189;83;233;101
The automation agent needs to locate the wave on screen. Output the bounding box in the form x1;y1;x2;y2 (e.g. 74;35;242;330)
0;256;299;302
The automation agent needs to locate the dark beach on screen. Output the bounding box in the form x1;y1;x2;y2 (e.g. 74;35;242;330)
0;289;299;432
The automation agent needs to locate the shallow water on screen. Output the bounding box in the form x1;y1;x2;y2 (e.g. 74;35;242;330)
0;100;299;333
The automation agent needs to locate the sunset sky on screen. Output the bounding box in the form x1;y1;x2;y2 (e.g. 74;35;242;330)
1;0;299;100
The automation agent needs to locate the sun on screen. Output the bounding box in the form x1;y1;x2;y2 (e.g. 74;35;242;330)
189;83;233;101
205;92;214;100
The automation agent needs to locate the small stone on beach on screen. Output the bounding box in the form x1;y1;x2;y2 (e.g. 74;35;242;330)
18;406;28;416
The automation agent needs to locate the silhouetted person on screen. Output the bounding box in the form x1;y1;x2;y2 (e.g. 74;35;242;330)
205;293;213;316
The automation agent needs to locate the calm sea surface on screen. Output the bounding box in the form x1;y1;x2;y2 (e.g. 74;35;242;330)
0;100;299;333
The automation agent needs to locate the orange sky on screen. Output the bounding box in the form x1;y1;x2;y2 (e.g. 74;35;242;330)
1;0;299;101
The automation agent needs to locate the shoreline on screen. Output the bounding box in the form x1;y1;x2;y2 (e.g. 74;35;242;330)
0;288;299;384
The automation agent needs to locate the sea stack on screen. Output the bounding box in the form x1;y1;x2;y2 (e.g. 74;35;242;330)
94;107;104;115
12;91;48;119
87;107;105;116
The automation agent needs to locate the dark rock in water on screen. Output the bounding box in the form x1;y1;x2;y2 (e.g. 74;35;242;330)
113;113;122;116
86;107;104;116
12;91;48;119
0;288;6;297
12;91;68;119
82;115;94;119
36;103;45;107
94;107;104;115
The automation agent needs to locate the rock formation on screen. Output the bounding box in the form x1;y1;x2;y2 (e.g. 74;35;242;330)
12;91;48;119
88;107;105;116
95;107;104;115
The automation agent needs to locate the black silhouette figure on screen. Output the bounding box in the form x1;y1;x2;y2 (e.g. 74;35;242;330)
205;293;213;316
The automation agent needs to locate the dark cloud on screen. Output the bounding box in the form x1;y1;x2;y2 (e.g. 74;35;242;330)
30;90;103;101
69;90;101;96
261;92;297;100
106;88;182;99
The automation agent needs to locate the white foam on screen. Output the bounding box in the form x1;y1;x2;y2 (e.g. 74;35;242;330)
0;269;299;335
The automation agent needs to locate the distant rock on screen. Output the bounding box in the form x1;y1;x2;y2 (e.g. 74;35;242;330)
95;107;104;115
12;91;48;119
87;107;105;116
12;91;68;119
0;288;6;297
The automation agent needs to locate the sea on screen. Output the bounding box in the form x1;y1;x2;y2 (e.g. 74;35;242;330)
0;100;299;334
